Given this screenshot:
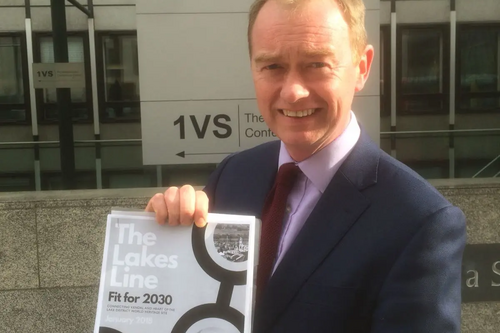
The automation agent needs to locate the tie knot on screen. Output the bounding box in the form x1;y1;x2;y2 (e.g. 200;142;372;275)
276;162;300;185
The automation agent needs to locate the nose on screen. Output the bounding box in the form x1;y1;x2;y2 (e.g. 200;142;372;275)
280;71;309;103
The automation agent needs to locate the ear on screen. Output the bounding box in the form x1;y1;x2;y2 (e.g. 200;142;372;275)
354;45;374;92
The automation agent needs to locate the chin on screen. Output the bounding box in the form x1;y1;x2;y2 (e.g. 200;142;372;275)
281;137;319;150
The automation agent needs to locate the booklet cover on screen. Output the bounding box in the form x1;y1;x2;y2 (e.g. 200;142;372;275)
94;211;260;333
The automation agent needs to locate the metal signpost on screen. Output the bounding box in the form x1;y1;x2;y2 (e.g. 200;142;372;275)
38;0;92;189
50;0;76;189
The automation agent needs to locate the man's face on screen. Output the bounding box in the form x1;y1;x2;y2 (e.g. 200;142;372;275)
250;0;372;161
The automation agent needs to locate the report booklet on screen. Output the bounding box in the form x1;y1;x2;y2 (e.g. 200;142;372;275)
94;210;260;333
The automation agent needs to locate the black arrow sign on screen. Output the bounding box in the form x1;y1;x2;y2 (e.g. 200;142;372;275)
176;151;233;158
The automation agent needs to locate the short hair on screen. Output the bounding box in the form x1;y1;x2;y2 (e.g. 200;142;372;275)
247;0;368;62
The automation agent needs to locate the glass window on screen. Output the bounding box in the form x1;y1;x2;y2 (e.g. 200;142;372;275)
37;35;90;122
398;27;448;114
401;30;442;95
458;26;500;112
0;36;27;122
101;34;140;120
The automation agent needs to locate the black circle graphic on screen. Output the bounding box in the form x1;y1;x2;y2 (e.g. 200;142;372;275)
99;327;122;333
191;225;247;285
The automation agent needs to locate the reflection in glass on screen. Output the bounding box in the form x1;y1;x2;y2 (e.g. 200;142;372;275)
103;35;140;119
455;133;500;178
400;28;444;113
40;36;86;103
401;29;443;95
396;135;449;179
0;37;24;103
460;28;500;111
0;36;26;121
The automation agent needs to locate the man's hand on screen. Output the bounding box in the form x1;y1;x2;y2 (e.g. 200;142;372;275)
145;185;209;228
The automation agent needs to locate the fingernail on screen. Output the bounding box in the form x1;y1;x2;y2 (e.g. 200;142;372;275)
196;218;206;228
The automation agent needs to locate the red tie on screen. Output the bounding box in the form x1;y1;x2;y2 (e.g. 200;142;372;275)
256;162;300;302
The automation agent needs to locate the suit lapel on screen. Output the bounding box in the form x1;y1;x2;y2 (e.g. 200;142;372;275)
213;141;281;217
243;142;281;218
255;131;381;332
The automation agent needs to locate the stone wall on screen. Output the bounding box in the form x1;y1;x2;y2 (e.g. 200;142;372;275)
0;189;157;333
1;180;499;332
436;180;500;332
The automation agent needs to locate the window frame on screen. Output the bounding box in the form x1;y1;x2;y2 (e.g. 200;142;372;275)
0;32;31;125
95;31;140;123
456;23;500;114
33;31;93;124
101;168;156;189
40;170;97;191
380;25;391;117
0;172;35;192
396;24;450;115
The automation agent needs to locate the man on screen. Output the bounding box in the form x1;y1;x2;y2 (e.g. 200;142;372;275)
146;0;466;332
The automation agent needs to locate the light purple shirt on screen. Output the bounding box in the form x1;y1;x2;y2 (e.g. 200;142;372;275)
273;112;361;270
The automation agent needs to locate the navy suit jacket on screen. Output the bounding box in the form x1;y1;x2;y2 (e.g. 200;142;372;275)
204;131;466;333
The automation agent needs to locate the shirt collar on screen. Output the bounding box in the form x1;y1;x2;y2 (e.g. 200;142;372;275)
278;111;361;193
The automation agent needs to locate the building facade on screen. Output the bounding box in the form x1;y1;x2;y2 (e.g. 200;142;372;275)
0;0;499;192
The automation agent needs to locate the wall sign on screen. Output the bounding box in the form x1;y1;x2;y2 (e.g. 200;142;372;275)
32;63;85;89
462;244;500;302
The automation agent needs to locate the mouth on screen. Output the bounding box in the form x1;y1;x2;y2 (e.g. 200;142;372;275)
279;108;317;118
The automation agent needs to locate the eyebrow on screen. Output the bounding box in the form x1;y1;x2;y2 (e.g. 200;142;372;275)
302;48;337;58
253;53;281;64
253;48;338;64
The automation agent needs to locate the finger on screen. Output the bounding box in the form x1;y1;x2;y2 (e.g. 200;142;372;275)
179;185;196;226
146;193;168;225
164;187;180;226
193;191;209;228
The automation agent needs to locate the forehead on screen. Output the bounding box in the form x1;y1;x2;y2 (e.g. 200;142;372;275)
251;0;350;57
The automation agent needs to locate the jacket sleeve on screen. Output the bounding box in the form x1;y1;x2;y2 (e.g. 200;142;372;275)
203;153;235;211
371;205;466;332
